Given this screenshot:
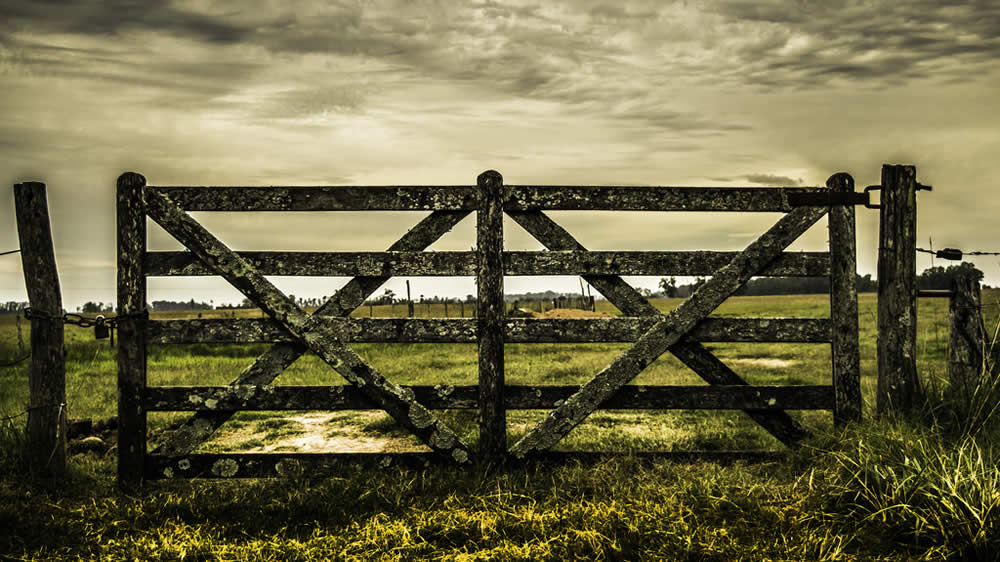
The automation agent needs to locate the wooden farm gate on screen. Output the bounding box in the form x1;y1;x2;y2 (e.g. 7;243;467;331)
116;170;863;487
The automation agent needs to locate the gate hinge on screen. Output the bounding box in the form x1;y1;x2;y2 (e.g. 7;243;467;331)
787;191;870;207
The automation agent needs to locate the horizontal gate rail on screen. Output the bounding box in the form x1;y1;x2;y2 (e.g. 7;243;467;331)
147;317;832;344
150;185;838;212
145;384;835;412
146;250;831;277
145;450;787;480
118;168;863;485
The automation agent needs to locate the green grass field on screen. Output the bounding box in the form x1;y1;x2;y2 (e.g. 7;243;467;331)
2;291;998;560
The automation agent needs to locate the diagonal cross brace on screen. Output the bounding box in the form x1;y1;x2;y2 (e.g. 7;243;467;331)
145;190;473;463
154;210;468;456
509;205;827;457
508;211;808;446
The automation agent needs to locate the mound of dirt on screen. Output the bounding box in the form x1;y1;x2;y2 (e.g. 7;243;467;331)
533;308;614;319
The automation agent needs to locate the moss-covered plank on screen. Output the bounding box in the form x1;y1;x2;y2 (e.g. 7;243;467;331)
153;210;469;457
477;170;507;461
148;317;831;344
145;450;786;479
145;384;835;411
144;191;473;464
150;185;828;212
509;205;828;458
146;250;829;277
115;172;148;490
827;173;862;425
151;185;478;211
506;186;826;212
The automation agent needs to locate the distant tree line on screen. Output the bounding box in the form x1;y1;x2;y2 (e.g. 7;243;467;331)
0;301;28;315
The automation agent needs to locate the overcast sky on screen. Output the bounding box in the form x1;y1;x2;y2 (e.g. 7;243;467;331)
2;0;999;310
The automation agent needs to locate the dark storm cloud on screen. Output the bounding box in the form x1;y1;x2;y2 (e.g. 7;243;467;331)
709;0;1000;86
745;174;803;186
0;0;250;44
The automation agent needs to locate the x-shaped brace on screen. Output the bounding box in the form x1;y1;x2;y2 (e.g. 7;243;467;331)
145;190;473;463
508;205;828;457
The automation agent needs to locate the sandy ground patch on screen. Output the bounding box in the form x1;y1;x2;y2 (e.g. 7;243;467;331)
729;358;799;368
207;411;429;454
533;308;614;318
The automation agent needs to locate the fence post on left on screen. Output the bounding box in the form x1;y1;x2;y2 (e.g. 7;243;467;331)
14;181;66;475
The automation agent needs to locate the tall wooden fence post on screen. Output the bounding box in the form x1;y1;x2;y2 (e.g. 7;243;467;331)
14;181;66;475
827;173;862;424
876;164;920;415
949;270;984;394
477;170;506;463
117;172;148;490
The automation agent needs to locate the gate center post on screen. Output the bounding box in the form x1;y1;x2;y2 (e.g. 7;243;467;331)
477;170;507;463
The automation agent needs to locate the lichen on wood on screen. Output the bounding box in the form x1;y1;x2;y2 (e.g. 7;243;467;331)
144;191;472;463
509;206;827;457
148;316;831;344
153;210;468;457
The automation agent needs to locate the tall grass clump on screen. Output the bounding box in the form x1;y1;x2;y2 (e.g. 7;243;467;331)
810;369;1000;559
0;414;27;476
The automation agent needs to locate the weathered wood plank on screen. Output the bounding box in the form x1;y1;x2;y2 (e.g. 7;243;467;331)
145;250;830;277
144;189;473;463
949;270;985;393
827;173;862;425
509;205;828;458
14;181;66;475
151;185;832;212
152;185;478;211
145;450;786;479
115;172;148;490
152;210;469;457
145;384;835;411
876;164;921;415
477;170;507;462
147;317;832;344
508;210;813;447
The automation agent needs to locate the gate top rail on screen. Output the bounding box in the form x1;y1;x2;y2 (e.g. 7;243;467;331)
148;185;843;212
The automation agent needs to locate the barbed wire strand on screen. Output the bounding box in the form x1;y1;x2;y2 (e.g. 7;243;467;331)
0;249;21;257
917;247;1000;259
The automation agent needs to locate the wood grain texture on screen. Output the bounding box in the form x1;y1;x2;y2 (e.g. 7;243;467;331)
115;172;148;490
147;317;832;344
145;450;786;480
949;271;985;392
145;384;835;411
877;165;920;415
151;185;833;212
827;173;862;425
14;182;66;475
477;170;506;462
145;250;829;277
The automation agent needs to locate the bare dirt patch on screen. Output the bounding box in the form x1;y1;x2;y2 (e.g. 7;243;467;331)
729;358;799;369
533;308;614;319
207;411;428;454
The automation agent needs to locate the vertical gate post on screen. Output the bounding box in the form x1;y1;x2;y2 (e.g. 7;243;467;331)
14;182;66;474
949;270;984;393
477;170;506;462
827;173;862;424
117;172;148;490
876;164;920;415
